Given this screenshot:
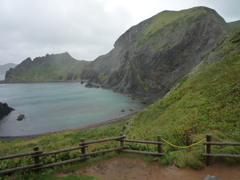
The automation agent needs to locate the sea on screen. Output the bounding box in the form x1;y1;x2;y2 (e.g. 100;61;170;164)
0;82;146;136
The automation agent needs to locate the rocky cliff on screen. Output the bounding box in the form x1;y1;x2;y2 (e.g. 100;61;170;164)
5;52;90;82
0;102;14;119
81;7;230;102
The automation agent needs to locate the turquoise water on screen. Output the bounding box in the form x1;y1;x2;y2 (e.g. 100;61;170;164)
0;83;145;136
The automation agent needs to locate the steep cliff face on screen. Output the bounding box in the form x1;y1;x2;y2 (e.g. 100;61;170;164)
81;7;230;101
5;52;90;82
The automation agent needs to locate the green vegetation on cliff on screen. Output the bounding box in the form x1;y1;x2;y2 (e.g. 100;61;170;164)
5;52;90;82
98;73;108;81
137;6;229;47
228;20;240;30
127;27;240;168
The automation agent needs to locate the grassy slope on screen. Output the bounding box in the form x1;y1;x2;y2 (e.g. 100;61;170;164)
228;20;240;30
0;27;239;179
137;6;229;47
127;27;240;168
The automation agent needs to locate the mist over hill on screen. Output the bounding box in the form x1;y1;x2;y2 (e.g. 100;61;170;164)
0;63;17;75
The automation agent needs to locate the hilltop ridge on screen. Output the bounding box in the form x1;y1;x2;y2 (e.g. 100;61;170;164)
5;52;89;82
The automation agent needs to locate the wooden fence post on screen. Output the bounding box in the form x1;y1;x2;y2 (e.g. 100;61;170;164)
80;138;87;162
157;136;162;154
120;132;124;147
119;132;124;153
80;138;86;160
33;146;42;172
205;134;211;166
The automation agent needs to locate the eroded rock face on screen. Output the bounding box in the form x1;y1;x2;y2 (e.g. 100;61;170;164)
82;7;229;101
0;102;14;119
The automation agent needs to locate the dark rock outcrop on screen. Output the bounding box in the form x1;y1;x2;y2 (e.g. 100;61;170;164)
85;82;100;88
17;114;25;121
0;102;14;119
82;7;230;101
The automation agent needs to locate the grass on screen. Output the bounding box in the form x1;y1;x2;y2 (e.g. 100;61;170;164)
98;73;108;81
126;27;240;168
137;73;149;91
228;20;240;31
137;7;228;47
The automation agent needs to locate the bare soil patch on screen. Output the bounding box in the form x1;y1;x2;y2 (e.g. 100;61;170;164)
57;157;240;180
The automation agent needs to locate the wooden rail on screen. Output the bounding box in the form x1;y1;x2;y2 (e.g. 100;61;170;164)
0;133;163;174
81;136;125;145
32;145;88;157
0;150;42;160
202;134;240;166
0;143;87;174
117;135;163;156
1;133;239;174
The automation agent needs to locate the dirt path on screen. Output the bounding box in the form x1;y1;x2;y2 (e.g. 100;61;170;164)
57;157;240;180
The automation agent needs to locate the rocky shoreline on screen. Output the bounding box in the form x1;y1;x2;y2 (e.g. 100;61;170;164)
0;113;134;142
0;102;14;120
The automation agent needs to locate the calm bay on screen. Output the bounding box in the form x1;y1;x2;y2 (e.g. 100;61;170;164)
0;82;145;136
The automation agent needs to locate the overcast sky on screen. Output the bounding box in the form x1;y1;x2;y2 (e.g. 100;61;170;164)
0;0;239;65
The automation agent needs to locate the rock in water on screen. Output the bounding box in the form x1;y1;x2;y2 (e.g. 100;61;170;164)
85;82;100;88
17;114;25;121
0;102;14;119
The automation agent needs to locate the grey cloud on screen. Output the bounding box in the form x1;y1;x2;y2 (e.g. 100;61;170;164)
0;0;132;64
0;0;239;65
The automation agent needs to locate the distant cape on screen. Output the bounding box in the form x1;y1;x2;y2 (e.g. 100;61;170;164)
5;52;90;82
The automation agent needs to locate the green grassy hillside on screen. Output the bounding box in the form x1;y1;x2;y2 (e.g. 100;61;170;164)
0;27;239;179
137;6;230;47
228;20;240;30
5;53;90;82
127;27;240;167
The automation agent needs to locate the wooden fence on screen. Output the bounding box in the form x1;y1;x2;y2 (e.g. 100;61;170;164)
202;134;240;166
0;132;163;174
0;134;239;174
